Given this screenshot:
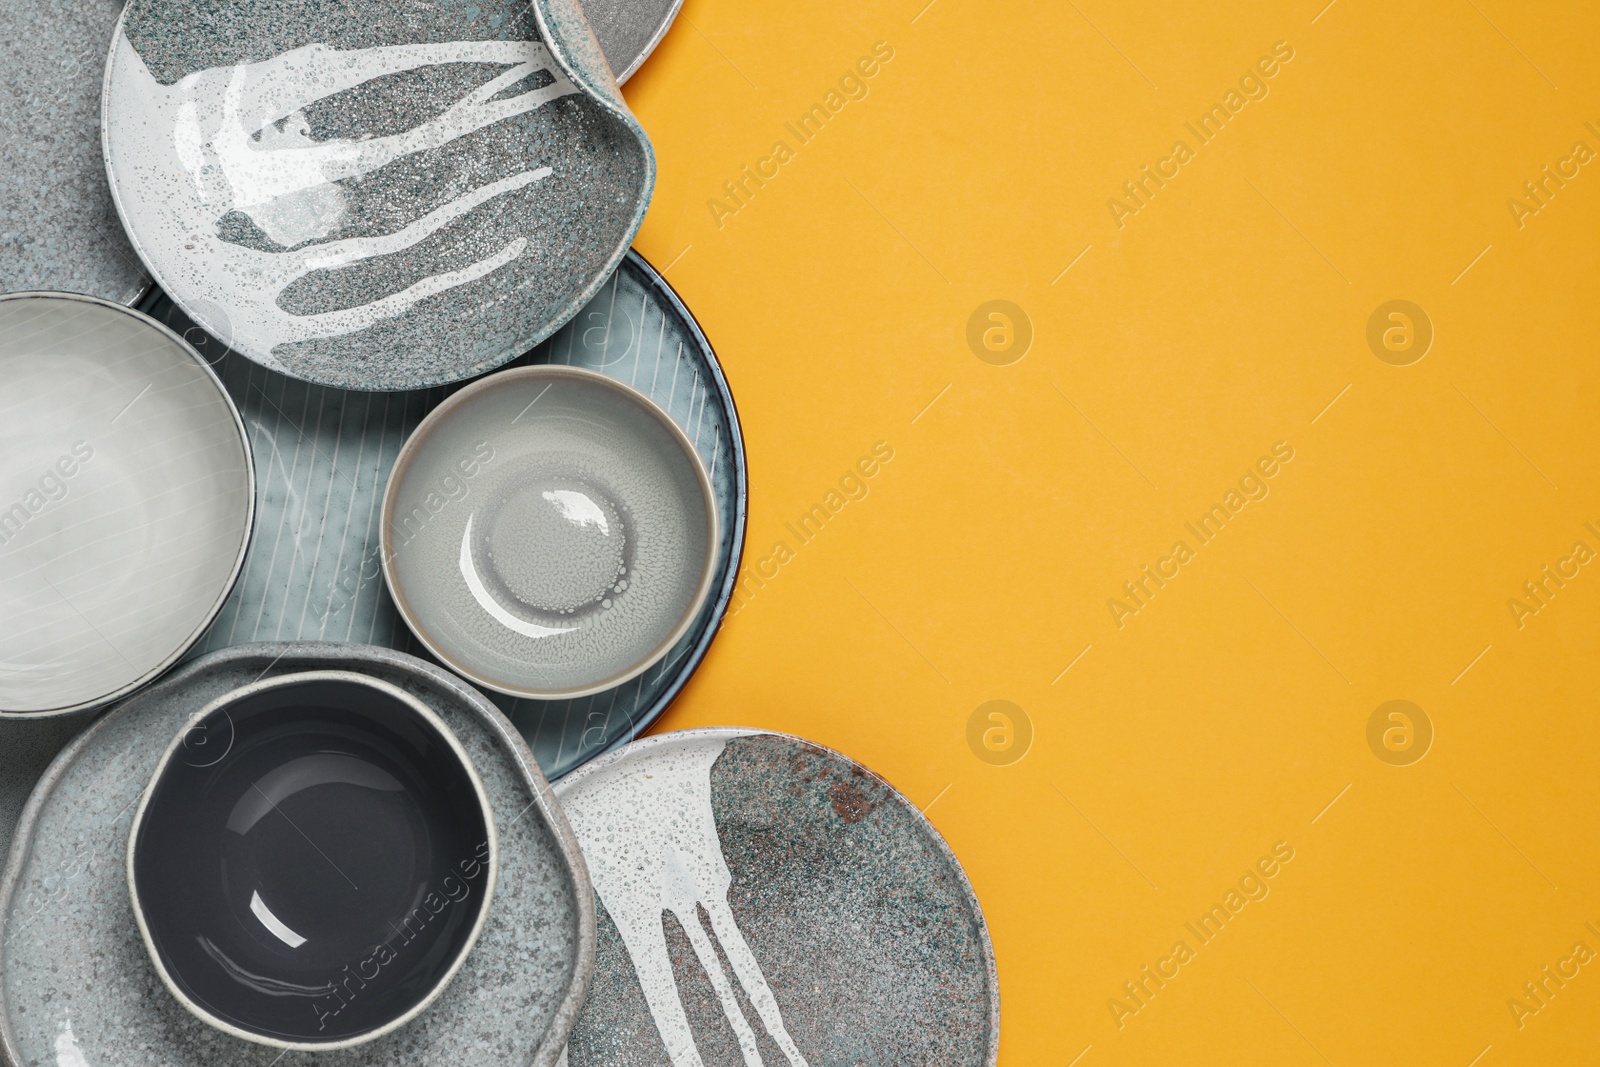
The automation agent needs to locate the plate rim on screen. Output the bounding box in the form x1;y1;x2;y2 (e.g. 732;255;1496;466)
552;725;1002;1067
609;0;685;84
0;641;596;1067
0;290;257;719
540;249;749;778
0;1;154;308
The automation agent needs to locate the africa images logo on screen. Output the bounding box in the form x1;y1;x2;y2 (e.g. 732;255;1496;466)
1105;442;1295;629
0;441;95;546
1105;41;1296;229
1108;841;1296;1029
309;839;490;1031
706;41;896;229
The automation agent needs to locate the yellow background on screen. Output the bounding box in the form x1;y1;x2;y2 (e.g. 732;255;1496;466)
623;1;1600;1063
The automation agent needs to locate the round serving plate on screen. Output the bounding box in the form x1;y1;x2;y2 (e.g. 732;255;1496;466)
0;292;254;717
0;0;150;302
0;642;591;1067
139;251;746;781
554;728;1001;1067
101;0;654;389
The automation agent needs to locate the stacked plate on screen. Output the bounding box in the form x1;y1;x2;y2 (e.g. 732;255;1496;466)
0;646;999;1064
0;0;1002;1061
144;251;748;781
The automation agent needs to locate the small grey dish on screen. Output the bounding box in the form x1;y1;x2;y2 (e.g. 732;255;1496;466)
554;728;1002;1067
0;291;254;717
381;366;718;700
0;0;151;302
0;642;593;1067
101;0;655;390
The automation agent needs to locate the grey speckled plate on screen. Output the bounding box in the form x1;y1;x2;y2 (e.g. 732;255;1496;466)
0;0;664;305
554;729;1001;1067
0;0;151;302
140;250;746;782
0;642;592;1067
585;0;684;84
101;0;654;389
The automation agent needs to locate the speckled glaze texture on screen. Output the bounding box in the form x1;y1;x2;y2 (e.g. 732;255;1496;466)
555;729;1001;1067
101;0;654;390
134;251;747;782
0;716;89;865
579;0;684;83
383;367;716;699
0;0;150;302
0;643;594;1067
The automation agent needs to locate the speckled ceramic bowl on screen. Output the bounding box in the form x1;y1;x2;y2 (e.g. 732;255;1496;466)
0;643;592;1067
0;0;664;304
381;366;718;700
101;0;654;389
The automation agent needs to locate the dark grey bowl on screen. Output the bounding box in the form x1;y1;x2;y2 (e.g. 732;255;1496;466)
126;670;498;1050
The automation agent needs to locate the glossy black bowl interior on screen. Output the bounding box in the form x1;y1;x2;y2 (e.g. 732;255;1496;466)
129;674;494;1047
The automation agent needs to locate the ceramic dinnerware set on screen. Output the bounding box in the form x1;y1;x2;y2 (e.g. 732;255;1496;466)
0;0;1000;1064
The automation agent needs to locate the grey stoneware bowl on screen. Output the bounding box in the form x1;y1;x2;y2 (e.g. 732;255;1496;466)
0;642;592;1067
126;670;498;1051
380;365;719;700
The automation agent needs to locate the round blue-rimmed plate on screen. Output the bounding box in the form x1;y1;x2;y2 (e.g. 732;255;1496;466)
137;251;746;781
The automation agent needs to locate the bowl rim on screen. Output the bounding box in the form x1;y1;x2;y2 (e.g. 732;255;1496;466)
124;668;500;1052
379;363;721;700
0;290;256;719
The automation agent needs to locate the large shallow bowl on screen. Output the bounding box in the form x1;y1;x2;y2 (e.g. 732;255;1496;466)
128;670;498;1050
0;291;253;716
101;0;654;389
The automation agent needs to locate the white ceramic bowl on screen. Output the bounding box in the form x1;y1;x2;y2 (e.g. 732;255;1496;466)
0;292;253;715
